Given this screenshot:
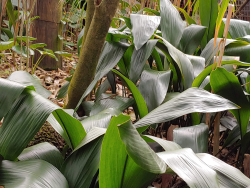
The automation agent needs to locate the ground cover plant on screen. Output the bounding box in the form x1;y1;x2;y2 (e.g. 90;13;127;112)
1;0;250;187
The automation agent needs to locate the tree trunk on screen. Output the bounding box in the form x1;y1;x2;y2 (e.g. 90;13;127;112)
65;0;120;109
31;0;63;70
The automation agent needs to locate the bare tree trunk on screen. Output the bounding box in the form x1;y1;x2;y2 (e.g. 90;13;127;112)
65;0;120;109
81;0;95;47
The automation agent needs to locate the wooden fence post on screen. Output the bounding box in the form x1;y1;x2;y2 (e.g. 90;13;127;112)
31;0;63;70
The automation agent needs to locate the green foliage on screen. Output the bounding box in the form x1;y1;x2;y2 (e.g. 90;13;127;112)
2;0;250;187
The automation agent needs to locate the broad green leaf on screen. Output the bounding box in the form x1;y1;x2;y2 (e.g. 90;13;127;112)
158;149;220;188
200;38;238;66
143;135;181;151
16;36;37;43
121;157;157;188
0;41;14;51
0;78;35;121
197;153;250;188
99;114;163;188
75;41;128;112
52;109;86;148
156;36;194;89
138;65;171;112
55;51;73;57
112;69;148;120
238;35;250;43
187;55;205;78
89;93;134;116
134;87;238;132
81;108;121;133
178;24;207;55
151;48;164;71
12;45;35;57
199;0;218;48
160;0;185;47
30;43;47;50
57;81;70;99
129;39;159;83
223;18;250;39
192;60;250;88
117;115;166;174
6;0;16;29
18;142;64;169
99;114;130;188
7;71;51;98
0;159;68;188
0;88;86;160
1;28;13;39
62;128;105;188
108;28;131;40
225;44;250;63
37;49;58;61
210;67;250;136
173;123;208;153
95;79;110;101
130;14;161;50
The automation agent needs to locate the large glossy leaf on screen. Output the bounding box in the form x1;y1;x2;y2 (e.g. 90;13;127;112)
129;39;159;83
112;69;148;120
197;153;250;188
134;87;238;132
0;41;14;51
156;36;194;89
223;18;250;39
143;135;181;151
99;114;131;188
12;45;35;57
160;0;185;47
95;79;110;101
130;14;161;50
61;128;105;188
158;149;220;188
0;78;35;121
0;159;68;188
99;114;164;188
8;71;51;98
200;38;237;66
224;44;250;63
138;65;171;112
75;42;129;112
95;41;129;75
210;67;250;136
199;0;218;48
187;55;205;78
81;108;121;133
178;24;207;55
18;142;64;169
173;123;208;153
239;35;250;43
117;115;166;174
89;93;134;116
0;88;86;160
121;157;157;188
192;60;250;88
